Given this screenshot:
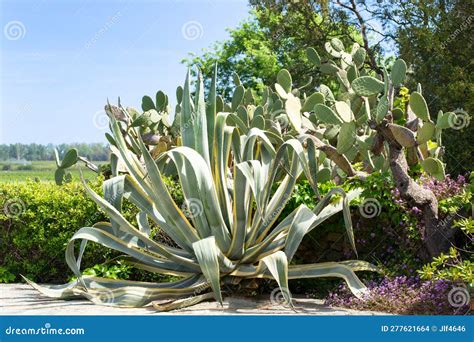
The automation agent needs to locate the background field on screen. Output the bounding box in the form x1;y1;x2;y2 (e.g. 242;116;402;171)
0;160;103;182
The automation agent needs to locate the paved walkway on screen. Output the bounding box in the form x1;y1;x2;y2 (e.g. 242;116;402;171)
1;284;388;315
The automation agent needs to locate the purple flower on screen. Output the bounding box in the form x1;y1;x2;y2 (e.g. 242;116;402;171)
324;277;469;315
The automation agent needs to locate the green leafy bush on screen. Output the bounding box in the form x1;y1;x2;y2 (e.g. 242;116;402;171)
0;266;15;283
418;247;473;286
0;178;108;283
0;177;180;283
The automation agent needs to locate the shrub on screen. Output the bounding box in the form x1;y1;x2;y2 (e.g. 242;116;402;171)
0;177;181;283
418;247;473;285
17;165;34;171
0;266;15;283
0;178;109;283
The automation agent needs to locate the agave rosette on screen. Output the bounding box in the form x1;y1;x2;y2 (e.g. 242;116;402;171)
27;68;375;311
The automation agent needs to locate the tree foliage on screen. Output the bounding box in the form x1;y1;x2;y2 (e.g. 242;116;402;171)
0;143;109;161
185;3;362;98
188;0;472;174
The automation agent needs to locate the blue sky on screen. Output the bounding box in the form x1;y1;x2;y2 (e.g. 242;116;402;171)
0;0;250;144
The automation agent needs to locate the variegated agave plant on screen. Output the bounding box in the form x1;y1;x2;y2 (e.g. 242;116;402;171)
27;68;375;311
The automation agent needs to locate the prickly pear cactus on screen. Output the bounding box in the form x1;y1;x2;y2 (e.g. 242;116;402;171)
290;39;457;181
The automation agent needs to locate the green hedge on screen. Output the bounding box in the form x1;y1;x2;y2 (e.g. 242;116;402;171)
0;177;182;283
1;179;106;282
1;178;131;283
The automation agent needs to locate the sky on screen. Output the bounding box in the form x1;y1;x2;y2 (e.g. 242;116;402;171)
0;0;250;144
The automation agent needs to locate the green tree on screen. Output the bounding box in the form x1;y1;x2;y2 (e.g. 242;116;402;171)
185;4;361;98
189;0;472;174
373;0;473;174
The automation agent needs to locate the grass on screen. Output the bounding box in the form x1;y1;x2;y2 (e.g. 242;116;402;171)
0;160;104;182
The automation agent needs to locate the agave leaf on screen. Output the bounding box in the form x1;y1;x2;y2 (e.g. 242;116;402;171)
181;70;195;149
136;212;151;237
339;260;381;273
231;260;369;300
227;162;250;260
193;71;211;166
193;237;223;304
262;251;292;306
286;263;368;298
26;275;210;308
54;148;61;168
206;63;218;165
214;113;235;228
153;292;215;312
136;140;202;248
22;275;81;300
121;173;198;253
103;176;124;217
165;147;232;251
284;206;317;261
65;227;197;288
